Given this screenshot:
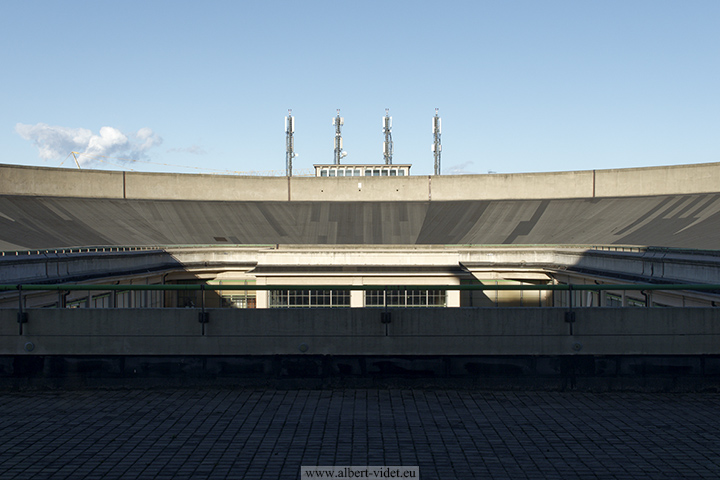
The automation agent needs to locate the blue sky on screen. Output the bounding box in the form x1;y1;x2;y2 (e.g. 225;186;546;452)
2;1;718;176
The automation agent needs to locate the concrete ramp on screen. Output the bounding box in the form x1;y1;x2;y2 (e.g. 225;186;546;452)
1;194;719;250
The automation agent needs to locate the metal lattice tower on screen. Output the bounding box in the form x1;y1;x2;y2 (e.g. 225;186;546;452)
333;109;346;164
432;108;442;175
383;108;393;165
285;110;295;177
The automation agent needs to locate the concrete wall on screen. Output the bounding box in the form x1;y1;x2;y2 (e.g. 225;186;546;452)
3;162;720;201
123;172;289;201
594;162;720;197
3;307;720;356
431;170;594;200
289;176;429;201
0;164;124;198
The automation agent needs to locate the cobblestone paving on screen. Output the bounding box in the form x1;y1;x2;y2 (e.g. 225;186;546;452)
0;389;719;479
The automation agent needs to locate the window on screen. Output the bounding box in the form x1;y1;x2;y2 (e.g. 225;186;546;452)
398;169;405;176
354;169;361;176
269;289;351;308
116;290;131;308
605;294;622;307
329;170;336;177
365;170;372;176
337;170;345;177
627;297;646;307
390;169;397;176
365;289;446;307
67;297;87;308
321;169;328;177
92;293;111;308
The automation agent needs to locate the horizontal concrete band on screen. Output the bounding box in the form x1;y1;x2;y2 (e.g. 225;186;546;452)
2;162;720;201
3;308;720;356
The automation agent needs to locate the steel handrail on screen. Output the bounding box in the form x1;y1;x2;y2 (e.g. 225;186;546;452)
2;283;720;292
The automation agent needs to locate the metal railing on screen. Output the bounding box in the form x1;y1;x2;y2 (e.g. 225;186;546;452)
3;283;720;293
4;244;720;258
2;283;720;336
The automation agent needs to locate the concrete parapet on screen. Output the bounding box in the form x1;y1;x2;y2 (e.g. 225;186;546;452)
289;176;429;201
123;171;289;201
431;171;594;200
0;164;124;198
594;162;720;197
3;307;720;357
3;162;720;201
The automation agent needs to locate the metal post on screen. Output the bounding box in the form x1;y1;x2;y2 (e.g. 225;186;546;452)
432;108;442;175
17;285;28;335
381;287;391;334
285;110;295;177
383;109;393;165
565;284;575;335
198;284;209;334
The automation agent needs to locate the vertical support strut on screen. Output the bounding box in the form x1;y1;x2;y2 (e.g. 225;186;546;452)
17;285;28;335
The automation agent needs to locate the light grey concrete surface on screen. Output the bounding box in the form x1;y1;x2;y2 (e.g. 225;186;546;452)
3;162;720;201
430;170;594;200
594;162;720;197
124;172;290;201
2;194;720;250
3;307;720;356
289;176;430;201
0;164;124;198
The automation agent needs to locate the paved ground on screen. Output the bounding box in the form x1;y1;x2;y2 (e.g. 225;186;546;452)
0;389;719;479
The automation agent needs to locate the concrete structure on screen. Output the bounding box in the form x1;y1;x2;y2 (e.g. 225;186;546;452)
314;164;411;177
3;307;720;357
1;161;720;388
3;161;720;201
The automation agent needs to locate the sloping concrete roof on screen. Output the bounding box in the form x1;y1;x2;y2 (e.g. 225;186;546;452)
1;194;719;250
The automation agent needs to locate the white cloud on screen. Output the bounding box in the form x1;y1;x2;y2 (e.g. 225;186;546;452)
167;145;207;155
15;123;163;166
445;161;477;175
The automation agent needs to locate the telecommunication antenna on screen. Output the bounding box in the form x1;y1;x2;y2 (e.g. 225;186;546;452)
333;109;347;164
432;108;442;175
382;108;393;165
70;152;82;169
285;109;296;177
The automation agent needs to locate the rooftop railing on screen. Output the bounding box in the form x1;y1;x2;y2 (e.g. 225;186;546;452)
2;283;719;335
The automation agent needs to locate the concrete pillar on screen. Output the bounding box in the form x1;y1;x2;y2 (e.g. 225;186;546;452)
256;278;268;309
447;290;460;308
350;290;364;308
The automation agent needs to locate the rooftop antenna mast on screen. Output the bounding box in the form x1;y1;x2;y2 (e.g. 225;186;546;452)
70;152;82;169
285;109;296;177
383;108;393;165
432;108;442;175
333;109;346;164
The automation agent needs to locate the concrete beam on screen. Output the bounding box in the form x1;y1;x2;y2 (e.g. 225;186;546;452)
3;307;720;357
3;162;720;201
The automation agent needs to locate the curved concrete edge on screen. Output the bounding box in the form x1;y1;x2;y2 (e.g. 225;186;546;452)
2;162;720;201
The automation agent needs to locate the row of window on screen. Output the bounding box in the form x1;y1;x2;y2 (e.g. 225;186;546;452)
268;289;446;308
319;168;407;177
65;290;164;308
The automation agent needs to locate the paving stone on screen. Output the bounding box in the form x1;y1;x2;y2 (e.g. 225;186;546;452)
0;389;720;479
